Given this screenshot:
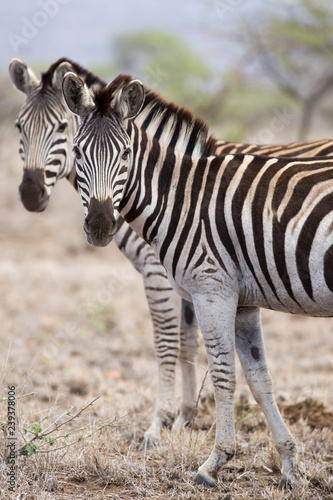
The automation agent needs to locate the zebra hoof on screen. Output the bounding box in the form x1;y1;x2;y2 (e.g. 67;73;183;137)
139;435;160;451
278;477;293;490
171;415;189;432
193;472;217;487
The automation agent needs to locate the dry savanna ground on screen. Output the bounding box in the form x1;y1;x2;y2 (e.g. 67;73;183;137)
0;126;332;499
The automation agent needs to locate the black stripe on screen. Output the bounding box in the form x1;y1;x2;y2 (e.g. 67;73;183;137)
153;110;169;142
251;160;283;303
215;157;241;268
121;129;154;222
142;145;174;245
52;138;67;146
200;157;228;273
272;165;333;304
118;226;134;251
168;118;182;151
136;240;148;257
45;170;57;178
231;156;271;302
140;102;159;131
296;193;333;300
167;156;206;275
184;126;201;156
119;123;141;208
324;245;333;293
185;223;202;271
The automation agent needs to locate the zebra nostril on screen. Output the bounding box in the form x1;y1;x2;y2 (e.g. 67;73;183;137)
83;220;91;234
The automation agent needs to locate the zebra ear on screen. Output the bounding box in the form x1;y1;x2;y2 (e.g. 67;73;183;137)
112;80;144;119
9;59;39;94
52;61;75;92
62;72;94;117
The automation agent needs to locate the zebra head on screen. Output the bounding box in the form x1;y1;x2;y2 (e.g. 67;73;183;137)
9;58;78;212
62;72;144;246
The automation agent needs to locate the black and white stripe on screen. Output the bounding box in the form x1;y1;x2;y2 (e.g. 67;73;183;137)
63;73;333;489
15;88;74;193
9;59;200;448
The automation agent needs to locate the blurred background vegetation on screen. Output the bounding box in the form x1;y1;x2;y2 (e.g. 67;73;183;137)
3;0;333;144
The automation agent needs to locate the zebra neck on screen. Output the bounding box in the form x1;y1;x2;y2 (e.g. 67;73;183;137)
64;115;80;190
119;128;199;252
66;165;78;191
134;88;216;157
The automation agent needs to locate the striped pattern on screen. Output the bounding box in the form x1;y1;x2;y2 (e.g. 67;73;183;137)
215;137;333;157
153;151;333;315
10;59;199;449
15;86;75;196
66;73;333;489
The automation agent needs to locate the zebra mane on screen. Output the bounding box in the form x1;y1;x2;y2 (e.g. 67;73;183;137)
141;88;217;156
92;74;133;116
92;74;217;157
41;57;106;92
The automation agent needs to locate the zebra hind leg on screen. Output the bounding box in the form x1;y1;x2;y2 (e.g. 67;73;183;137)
172;299;199;431
235;306;296;490
139;273;182;450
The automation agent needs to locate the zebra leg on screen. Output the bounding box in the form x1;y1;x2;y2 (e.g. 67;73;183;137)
139;270;182;449
191;292;237;487
172;299;199;430
235;307;296;490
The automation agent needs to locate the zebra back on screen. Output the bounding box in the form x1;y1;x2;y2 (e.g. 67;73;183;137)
214;138;333;157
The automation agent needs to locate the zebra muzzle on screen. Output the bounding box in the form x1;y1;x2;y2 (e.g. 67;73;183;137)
19;168;49;212
84;197;117;247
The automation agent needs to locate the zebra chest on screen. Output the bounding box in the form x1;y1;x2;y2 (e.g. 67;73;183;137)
161;239;236;302
165;272;193;302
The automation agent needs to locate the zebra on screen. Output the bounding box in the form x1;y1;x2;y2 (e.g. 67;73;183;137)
9;58;200;448
12;59;329;453
62;72;333;490
10;58;333;471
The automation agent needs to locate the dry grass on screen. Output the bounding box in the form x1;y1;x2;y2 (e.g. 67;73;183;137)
1;393;332;499
0;129;332;499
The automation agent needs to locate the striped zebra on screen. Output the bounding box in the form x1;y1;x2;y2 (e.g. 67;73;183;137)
12;59;329;453
9;58;200;448
62;72;333;490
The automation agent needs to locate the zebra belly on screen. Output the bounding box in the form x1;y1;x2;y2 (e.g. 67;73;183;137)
232;200;333;316
237;260;333;317
169;249;333;318
238;285;333;316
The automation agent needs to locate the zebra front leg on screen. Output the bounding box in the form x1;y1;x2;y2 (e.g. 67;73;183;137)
172;299;199;431
235;307;297;489
139;273;181;449
191;293;237;487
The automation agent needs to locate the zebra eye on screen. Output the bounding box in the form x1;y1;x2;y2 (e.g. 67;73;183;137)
15;120;22;132
73;146;82;160
121;148;131;160
58;122;68;132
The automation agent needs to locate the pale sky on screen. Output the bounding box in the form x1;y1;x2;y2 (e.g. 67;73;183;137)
1;0;301;75
2;0;217;71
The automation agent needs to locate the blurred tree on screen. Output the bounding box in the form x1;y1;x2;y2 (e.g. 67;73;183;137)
112;30;223;118
108;2;333;143
218;0;333;140
247;0;333;139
